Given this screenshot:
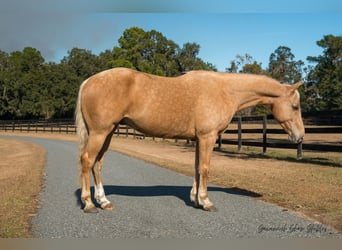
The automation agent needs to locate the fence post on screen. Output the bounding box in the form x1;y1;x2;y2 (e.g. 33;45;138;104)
237;116;242;152
262;115;267;154
117;125;120;136
217;134;222;150
297;142;303;160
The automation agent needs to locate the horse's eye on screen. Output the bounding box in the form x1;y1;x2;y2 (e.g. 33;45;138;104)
292;105;299;111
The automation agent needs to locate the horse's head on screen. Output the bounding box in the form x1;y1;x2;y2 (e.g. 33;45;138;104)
271;81;305;143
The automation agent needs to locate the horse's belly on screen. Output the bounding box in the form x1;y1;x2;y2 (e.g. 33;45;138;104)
122;116;196;139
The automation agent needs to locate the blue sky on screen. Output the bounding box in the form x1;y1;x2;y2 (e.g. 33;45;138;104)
0;0;341;71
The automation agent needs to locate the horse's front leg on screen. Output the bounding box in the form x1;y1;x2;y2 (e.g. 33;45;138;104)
190;140;200;206
190;133;218;212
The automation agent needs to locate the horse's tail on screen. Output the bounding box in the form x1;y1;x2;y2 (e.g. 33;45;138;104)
75;80;89;158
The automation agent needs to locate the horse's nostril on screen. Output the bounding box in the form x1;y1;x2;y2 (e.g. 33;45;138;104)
296;135;304;144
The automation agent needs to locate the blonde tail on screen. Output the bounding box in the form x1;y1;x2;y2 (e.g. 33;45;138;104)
75;80;89;158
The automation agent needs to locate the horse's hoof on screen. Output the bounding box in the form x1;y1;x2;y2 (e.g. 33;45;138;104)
204;205;218;212
193;202;218;212
84;206;99;213
101;202;114;211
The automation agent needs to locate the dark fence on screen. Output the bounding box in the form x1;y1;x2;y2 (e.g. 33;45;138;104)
217;115;342;159
0;119;76;134
1;110;341;159
301;109;342;125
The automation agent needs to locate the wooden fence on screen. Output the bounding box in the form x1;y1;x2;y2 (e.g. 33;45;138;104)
1;112;341;159
217;115;342;159
0;119;76;134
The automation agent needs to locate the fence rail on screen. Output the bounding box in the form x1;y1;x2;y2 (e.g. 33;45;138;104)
1;114;341;159
218;115;342;159
0;119;76;134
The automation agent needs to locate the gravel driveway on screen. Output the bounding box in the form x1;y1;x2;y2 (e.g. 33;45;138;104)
7;137;340;238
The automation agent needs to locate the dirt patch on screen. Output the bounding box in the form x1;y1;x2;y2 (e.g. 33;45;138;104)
0;138;46;238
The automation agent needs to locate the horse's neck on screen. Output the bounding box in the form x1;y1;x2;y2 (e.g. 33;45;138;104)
229;78;286;112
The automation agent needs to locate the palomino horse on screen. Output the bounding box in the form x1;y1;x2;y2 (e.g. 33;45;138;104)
76;68;305;213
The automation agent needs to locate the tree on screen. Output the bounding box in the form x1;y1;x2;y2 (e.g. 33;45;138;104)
177;43;216;73
108;58;135;69
307;35;342;110
37;62;80;119
97;49;115;71
226;60;238;73
61;48;101;79
113;27;179;76
267;46;311;111
268;46;304;84
226;53;266;75
113;27;216;76
0;47;83;119
0;47;46;118
0;51;10;117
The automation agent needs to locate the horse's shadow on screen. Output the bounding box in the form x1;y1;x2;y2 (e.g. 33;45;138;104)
74;185;261;210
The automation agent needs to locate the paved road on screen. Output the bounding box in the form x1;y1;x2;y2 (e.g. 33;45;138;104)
2;136;341;238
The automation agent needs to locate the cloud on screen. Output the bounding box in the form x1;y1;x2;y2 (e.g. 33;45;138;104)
0;0;174;61
0;0;215;61
0;1;69;59
0;0;119;61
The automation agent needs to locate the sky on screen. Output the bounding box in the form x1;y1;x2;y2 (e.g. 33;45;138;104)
0;0;341;72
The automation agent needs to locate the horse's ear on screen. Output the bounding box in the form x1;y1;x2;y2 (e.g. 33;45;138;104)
291;81;303;91
289;81;303;95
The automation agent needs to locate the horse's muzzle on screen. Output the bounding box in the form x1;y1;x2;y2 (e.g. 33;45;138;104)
289;133;304;144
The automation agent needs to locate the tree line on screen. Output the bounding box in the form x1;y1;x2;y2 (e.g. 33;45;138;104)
0;27;341;120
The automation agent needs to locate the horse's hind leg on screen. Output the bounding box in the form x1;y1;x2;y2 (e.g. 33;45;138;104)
92;130;116;210
80;131;109;213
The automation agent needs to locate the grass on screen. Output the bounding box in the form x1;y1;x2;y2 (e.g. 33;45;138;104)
0;139;46;238
224;145;342;168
